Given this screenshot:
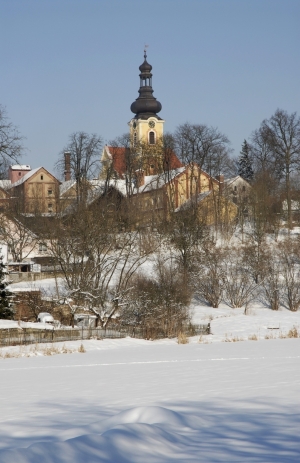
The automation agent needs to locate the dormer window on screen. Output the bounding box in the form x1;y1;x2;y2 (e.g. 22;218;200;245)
41;175;44;180
149;131;155;145
39;243;47;252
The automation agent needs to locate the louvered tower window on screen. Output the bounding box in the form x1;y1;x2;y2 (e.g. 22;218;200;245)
149;131;155;145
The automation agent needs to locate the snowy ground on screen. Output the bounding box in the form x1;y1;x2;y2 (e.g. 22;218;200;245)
0;308;300;462
2;276;300;461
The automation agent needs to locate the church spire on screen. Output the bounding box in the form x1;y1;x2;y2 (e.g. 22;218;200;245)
130;50;162;120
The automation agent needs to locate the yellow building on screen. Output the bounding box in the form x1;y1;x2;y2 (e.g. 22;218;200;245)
8;167;60;214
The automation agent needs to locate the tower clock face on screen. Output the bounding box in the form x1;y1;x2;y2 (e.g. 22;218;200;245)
148;120;155;128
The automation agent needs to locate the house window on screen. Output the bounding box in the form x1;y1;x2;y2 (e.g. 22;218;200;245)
18;172;21;176
48;189;53;195
242;185;246;192
39;243;47;252
48;203;53;212
149;131;155;145
234;186;237;191
41;175;44;180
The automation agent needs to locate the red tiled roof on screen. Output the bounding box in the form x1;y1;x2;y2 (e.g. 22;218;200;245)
107;146;183;178
107;147;127;178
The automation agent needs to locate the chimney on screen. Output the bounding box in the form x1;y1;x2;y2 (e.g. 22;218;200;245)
135;169;145;189
64;152;71;181
216;174;224;193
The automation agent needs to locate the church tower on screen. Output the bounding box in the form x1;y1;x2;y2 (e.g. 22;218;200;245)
129;51;164;146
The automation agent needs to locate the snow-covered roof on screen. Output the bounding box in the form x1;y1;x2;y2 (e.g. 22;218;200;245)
10;164;31;170
87;179;128;203
60;179;76;196
175;190;212;212
0;179;11;190
282;199;300;212
8;167;41;188
8;261;35;266
135;168;186;194
224;176;250;186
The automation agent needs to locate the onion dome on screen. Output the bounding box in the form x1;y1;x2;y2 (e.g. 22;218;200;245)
139;56;152;73
130;51;162;120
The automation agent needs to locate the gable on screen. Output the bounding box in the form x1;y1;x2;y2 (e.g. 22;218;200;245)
27;168;59;185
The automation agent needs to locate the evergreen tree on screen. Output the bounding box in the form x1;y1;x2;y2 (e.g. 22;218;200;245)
238;140;254;181
0;258;14;319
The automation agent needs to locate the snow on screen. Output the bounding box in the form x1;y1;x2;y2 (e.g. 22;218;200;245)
192;302;300;341
0;319;54;330
8;277;65;294
2;273;300;461
0;331;300;462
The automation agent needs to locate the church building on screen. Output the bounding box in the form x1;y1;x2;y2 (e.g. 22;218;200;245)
100;51;182;180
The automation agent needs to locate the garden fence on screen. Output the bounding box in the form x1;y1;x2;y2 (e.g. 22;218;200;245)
0;323;210;348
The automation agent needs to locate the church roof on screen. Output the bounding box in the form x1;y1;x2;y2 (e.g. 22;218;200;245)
104;145;183;179
130;52;162;119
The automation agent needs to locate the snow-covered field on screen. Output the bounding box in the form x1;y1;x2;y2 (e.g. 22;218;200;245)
2;275;300;461
1;302;300;462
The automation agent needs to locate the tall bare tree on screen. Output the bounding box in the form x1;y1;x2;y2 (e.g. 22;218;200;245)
259;109;300;228
174;123;233;177
56;132;103;203
0;105;24;172
0;213;37;262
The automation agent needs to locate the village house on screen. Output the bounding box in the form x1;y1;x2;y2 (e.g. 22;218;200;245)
8;166;60;214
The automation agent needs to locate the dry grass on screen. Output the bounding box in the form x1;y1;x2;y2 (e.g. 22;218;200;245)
177;332;189;344
287;326;299;338
0;342;85;359
223;335;244;342
78;343;86;353
248;334;258;341
197;335;211;344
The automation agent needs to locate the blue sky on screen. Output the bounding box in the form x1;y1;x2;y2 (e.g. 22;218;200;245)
1;0;299;175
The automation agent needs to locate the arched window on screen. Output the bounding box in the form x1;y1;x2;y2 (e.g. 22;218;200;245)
149;131;155;145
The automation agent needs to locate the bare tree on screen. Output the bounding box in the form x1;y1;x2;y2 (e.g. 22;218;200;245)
163;203;208;282
120;258;191;339
0;213;37;262
174;123;233;177
279;238;300;311
222;247;259;310
258;109;300;228
0;105;24;167
46;204;158;328
247;171;281;245
56;132;103;203
250;126;275;174
260;246;281;311
192;243;225;308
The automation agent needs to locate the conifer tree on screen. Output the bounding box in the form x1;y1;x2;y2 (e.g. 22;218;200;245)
238;140;254;181
0;258;13;319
